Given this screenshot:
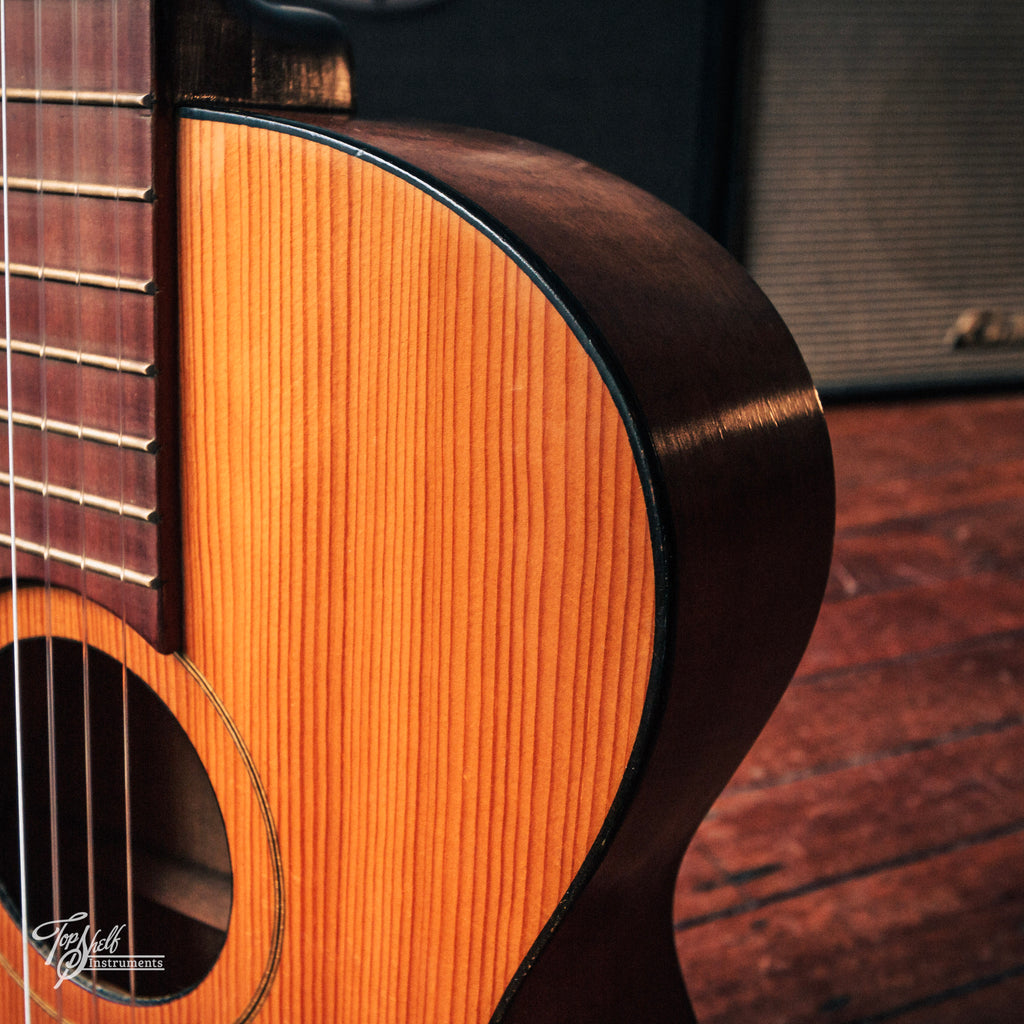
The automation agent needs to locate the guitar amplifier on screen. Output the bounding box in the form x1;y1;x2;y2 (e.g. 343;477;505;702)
742;0;1024;393
342;0;745;234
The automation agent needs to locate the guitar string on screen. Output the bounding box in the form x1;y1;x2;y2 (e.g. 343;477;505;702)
31;0;66;1018
68;0;103;1009
109;0;140;1009
0;0;34;1017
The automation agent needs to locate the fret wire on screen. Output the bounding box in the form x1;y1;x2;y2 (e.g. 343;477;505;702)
6;176;153;201
4;87;153;108
0;408;156;451
2;337;155;376
0;532;159;588
3;260;154;294
0;471;157;522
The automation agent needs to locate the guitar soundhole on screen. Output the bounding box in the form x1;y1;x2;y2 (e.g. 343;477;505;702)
0;638;232;1002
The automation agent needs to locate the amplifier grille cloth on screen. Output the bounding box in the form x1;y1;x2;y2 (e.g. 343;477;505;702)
746;0;1024;392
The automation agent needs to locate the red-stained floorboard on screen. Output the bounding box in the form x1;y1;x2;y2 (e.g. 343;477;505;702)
674;391;1024;1023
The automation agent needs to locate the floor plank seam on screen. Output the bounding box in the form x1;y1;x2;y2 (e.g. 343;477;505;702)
835;504;1024;542
834;495;1024;536
791;626;1024;688
838;962;1024;1024
715;713;1024;796
674;818;1024;931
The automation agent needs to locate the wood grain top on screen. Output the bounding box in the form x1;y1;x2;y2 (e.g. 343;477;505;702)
175;114;658;1023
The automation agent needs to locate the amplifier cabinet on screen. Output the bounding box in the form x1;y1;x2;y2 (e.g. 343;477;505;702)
744;0;1024;393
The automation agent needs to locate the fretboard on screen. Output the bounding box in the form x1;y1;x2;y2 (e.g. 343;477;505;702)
0;0;179;652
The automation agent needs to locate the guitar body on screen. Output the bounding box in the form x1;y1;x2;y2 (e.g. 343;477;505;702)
0;106;833;1023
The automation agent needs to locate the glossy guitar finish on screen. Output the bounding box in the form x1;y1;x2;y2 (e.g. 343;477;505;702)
0;7;833;1022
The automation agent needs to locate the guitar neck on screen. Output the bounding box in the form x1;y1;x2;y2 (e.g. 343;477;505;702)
0;0;180;651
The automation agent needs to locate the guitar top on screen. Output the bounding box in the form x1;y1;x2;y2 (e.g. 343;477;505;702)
0;2;834;1022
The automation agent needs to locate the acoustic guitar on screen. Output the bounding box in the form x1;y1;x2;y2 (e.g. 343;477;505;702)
0;2;834;1021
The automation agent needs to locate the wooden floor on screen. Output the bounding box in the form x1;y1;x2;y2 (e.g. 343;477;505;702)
673;390;1024;1023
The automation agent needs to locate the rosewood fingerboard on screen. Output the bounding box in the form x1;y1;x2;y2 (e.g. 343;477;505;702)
0;0;179;651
